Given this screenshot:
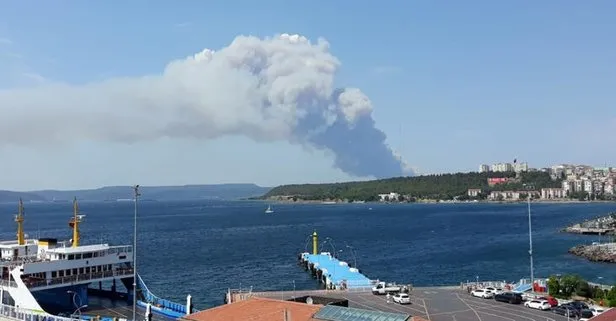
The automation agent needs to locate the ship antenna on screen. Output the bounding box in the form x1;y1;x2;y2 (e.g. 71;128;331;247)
15;198;25;245
71;197;82;247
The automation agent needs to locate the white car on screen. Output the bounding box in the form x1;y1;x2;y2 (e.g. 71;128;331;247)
393;293;411;305
524;299;551;310
471;289;493;299
485;287;503;295
589;306;607;316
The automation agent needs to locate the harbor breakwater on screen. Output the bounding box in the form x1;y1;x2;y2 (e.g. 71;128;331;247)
569;243;616;263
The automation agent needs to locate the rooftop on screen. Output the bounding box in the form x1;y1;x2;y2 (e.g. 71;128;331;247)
46;244;114;254
183;297;322;321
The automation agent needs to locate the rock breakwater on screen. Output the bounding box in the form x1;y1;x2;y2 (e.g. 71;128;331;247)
568;243;616;263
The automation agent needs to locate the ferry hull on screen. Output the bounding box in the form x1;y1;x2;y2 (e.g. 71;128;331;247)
32;284;89;313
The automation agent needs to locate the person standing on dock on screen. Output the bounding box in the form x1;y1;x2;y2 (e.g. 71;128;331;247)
386;293;391;304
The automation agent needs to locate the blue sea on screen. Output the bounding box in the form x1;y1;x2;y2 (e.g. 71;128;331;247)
1;200;614;309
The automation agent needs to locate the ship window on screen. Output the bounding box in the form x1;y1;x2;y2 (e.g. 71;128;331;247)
59;270;64;277
79;268;84;274
72;268;77;275
68;254;74;260
93;252;98;257
108;264;112;270
52;271;57;278
83;253;93;259
75;254;82;260
85;267;90;273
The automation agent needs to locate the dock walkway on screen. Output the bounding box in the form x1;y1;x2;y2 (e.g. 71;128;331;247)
300;252;373;289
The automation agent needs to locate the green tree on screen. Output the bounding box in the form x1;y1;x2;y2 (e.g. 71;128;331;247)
592;286;606;300
560;274;582;297
547;276;561;297
605;286;616;307
575;281;592;298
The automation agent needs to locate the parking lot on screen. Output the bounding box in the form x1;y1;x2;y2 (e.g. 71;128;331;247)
341;287;573;321
246;286;576;321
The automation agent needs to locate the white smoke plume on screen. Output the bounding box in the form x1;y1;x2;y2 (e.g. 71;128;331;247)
0;33;413;178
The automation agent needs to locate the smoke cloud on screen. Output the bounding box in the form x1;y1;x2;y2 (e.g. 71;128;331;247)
0;33;413;178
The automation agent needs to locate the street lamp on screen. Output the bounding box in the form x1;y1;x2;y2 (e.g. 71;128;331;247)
523;183;535;292
345;244;358;268
133;185;140;321
67;291;87;320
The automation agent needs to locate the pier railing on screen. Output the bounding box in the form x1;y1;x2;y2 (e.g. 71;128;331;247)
0;302;79;321
137;274;193;315
24;268;134;289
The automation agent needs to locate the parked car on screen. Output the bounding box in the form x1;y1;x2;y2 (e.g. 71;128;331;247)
485;287;503;295
494;292;523;304
578;309;595;321
553;302;588;318
393;293;411;305
589;306;607;316
471;289;493;299
552;305;579;318
537;296;558;307
524;299;551;310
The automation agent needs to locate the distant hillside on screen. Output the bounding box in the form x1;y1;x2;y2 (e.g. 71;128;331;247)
0;184;271;202
264;171;561;201
0;190;46;203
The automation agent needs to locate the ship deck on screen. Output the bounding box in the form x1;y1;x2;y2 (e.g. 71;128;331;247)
241;287;575;321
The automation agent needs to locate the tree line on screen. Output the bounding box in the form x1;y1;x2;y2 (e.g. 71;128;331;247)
263;171;562;201
547;274;616;307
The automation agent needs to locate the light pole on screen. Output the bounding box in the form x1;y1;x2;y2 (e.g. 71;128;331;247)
67;290;87;320
345;244;358;268
523;183;535;292
133;185;141;321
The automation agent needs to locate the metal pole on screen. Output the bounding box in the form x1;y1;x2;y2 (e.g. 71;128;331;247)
528;193;534;291
133;185;140;321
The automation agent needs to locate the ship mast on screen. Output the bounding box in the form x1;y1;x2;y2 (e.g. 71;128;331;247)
15;198;25;245
71;197;83;247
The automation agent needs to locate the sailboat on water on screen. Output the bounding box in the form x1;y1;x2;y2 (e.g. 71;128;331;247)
265;205;274;214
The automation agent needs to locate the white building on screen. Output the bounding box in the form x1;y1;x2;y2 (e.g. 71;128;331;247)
541;188;566;199
491;163;513;172
583;180;594;194
513;162;529;173
467;189;482;197
479;164;490;173
378;192;400;202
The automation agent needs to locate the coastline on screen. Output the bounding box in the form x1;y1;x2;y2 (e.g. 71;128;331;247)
260;198;615;205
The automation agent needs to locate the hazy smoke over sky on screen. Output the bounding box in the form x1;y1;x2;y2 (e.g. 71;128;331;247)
0;34;412;178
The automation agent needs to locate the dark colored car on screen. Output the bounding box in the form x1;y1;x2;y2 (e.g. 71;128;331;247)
552;302;589;318
494;292;523;304
552;305;579;318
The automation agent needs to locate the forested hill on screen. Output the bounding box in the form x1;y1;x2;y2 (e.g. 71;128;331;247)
264;171;561;201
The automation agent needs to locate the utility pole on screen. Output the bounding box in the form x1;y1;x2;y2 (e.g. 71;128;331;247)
133;185;140;321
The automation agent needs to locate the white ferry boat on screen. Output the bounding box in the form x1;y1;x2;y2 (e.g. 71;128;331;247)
0;199;192;321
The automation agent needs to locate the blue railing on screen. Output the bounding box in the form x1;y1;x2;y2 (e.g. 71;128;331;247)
137;274;193;317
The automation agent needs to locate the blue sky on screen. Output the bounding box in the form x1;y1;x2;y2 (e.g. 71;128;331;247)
0;1;615;190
